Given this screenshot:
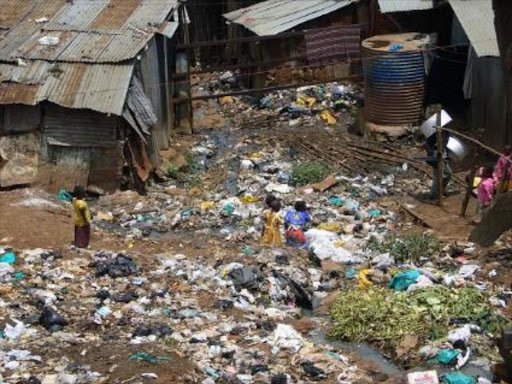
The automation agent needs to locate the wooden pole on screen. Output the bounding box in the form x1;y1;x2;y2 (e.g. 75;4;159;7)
180;3;194;134
460;151;478;217
460;130;482;217
436;112;444;206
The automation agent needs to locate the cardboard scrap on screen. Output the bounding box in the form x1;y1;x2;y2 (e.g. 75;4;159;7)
312;175;337;192
408;371;439;384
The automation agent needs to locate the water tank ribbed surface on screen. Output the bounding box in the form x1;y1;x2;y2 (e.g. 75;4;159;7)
362;34;426;125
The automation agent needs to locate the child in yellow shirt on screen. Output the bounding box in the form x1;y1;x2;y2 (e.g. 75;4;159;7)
262;200;283;246
72;185;91;248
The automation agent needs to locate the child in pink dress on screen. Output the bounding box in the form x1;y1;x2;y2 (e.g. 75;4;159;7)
477;167;495;220
493;145;512;193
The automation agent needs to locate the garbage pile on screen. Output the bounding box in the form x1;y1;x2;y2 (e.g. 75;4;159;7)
203;74;362;129
328;229;512;382
1;86;510;384
0;242;374;383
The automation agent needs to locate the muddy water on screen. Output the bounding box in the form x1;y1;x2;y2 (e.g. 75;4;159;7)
303;309;493;381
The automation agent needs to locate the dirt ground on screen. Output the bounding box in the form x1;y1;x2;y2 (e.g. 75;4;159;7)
1;95;511;383
396;192;479;241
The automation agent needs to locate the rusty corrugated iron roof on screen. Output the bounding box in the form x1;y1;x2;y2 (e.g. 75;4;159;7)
223;0;358;36
0;61;134;115
0;0;34;30
0;0;181;115
448;0;499;57
0;0;179;64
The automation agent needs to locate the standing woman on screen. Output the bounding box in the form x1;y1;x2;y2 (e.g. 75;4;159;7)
72;185;91;248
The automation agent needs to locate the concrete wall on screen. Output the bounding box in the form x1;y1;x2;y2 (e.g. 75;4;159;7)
0;105;41;187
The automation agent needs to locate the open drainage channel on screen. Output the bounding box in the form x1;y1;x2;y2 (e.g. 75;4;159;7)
301;309;493;381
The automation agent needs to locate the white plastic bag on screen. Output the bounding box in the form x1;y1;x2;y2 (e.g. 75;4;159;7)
270;324;304;354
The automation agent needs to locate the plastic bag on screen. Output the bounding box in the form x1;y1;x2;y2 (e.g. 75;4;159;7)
229;267;263;290
57;189;73;202
358;269;374;290
39;306;68;331
0;251;16;265
320;110;337;125
388;270;421;291
305;229;362;264
436;349;459;365
441;372;475;384
271;324;304;354
4;320;36;341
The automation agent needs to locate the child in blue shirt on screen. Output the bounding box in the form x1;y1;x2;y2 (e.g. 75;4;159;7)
284;201;311;247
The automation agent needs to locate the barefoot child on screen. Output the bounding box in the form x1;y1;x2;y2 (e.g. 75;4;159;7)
284;201;311;247
72;185;91;248
262;200;283;246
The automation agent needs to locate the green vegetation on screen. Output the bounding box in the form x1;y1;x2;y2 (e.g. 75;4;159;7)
364;232;441;264
166;152;202;186
291;161;331;186
330;286;508;357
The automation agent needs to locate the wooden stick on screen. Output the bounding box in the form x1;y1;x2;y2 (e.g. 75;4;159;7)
436;112;444;206
460;149;479;217
398;203;432;228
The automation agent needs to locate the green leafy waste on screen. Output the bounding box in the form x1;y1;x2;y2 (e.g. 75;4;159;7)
364;232;441;264
291;161;331;186
330;286;509;355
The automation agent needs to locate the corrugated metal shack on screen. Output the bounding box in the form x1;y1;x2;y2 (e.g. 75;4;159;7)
449;0;509;150
222;0;367;88
0;0;185;192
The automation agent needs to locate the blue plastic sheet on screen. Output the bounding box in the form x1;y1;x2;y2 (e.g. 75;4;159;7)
0;251;16;265
442;371;475;384
388;270;421;291
57;189;73;202
436;349;459;364
345;268;357;279
328;196;344;207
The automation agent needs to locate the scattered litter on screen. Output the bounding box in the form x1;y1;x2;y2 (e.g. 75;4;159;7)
388;270;421;291
39;306;68;332
408;371;439;384
436;349;459;365
441;371;475;384
128;352;170;364
0;250;16;265
270;324;304;354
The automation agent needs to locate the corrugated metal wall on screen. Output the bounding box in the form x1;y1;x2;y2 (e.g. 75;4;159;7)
469;56;509;151
89;143;123;192
43;104;117;147
139;36;170;152
0;104;40;134
39;103;122;192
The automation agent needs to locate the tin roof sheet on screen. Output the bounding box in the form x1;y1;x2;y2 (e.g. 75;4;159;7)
0;0;35;30
223;0;357;36
0;61;133;115
448;0;499;57
0;61;53;84
158;21;180;39
0;0;178;63
377;0;433;13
